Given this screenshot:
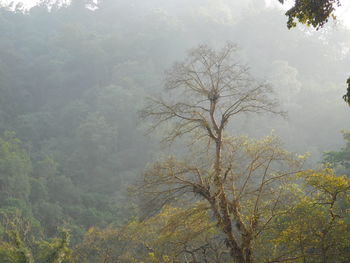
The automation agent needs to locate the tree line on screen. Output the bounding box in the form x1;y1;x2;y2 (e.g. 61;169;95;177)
0;0;349;262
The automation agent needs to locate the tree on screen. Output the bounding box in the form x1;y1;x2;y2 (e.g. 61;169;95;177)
278;1;350;105
0;230;71;263
278;0;340;30
0;132;31;203
343;77;350;106
324;130;350;174
141;43;305;263
36;230;71;263
269;168;350;262
72;205;227;263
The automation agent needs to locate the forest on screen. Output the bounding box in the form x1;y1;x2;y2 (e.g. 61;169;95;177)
0;0;349;262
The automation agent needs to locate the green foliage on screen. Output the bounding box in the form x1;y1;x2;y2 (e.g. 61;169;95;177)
343;77;350;106
324;131;350;173
47;176;80;206
33;202;63;237
0;242;25;263
0;0;152;234
36;231;71;263
9;231;34;263
29;178;48;204
0;230;71;263
0;132;31;202
279;0;340;30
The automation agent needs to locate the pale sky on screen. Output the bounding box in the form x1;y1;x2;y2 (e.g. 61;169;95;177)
1;0;70;8
2;0;350;28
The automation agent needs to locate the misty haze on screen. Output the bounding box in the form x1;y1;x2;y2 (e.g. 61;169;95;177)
0;0;349;262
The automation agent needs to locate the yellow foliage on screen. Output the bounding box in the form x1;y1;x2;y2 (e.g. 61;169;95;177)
298;168;350;196
72;203;218;263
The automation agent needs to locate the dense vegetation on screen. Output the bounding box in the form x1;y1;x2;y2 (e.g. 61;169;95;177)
0;0;349;262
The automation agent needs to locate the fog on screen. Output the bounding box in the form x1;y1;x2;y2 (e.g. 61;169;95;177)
0;0;349;262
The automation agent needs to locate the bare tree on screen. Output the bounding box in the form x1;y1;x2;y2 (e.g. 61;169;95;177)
141;43;303;263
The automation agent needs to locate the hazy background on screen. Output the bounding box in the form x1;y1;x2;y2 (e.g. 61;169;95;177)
0;0;349;239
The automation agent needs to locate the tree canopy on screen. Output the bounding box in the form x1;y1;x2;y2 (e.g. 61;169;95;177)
279;0;340;30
